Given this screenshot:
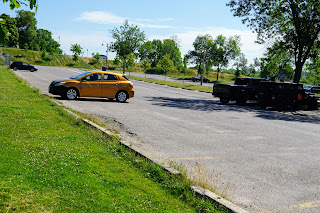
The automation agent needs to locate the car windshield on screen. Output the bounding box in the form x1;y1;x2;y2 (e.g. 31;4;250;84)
71;71;92;79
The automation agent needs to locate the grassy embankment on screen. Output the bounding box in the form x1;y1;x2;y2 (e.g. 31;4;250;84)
0;65;226;212
2;47;113;70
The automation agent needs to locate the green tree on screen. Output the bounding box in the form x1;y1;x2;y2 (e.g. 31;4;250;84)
259;42;295;81
186;34;216;85
15;10;37;50
141;58;151;78
110;20;145;73
227;0;320;83
305;58;320;85
233;53;248;76
3;0;37;10
162;38;182;67
157;54;174;80
0;13;18;47
35;29;61;54
70;44;82;61
212;34;241;81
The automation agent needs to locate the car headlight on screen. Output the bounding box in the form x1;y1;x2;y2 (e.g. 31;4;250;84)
54;82;65;86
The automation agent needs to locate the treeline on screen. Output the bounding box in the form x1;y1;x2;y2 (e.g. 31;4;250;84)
0;10;62;54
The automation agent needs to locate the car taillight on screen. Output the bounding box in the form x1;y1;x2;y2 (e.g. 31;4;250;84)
129;82;133;88
297;94;303;101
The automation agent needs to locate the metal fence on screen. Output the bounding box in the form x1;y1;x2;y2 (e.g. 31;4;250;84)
0;53;11;66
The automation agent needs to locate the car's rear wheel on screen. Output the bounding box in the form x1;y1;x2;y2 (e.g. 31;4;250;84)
116;91;128;103
13;67;17;71
65;88;78;100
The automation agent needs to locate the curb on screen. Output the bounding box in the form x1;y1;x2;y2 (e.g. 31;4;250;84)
51;98;248;213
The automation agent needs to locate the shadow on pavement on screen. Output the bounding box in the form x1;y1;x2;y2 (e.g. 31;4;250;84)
147;96;320;124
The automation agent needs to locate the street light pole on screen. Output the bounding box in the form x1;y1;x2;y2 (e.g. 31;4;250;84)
102;41;108;69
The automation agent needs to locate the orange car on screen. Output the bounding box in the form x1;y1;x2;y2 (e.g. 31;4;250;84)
49;71;134;102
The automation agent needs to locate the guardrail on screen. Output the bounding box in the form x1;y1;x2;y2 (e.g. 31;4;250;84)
0;53;11;66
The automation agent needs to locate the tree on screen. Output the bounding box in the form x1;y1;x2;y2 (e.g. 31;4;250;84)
233;53;248;76
141;58;151;78
70;44;82;61
15;10;37;50
186;34;216;85
162;38;182;67
227;0;320;83
3;0;37;10
139;38;182;69
110;20;145;73
157;54;174;80
305;58;320;85
0;14;18;47
35;29;61;54
212;34;241;81
259;42;295;81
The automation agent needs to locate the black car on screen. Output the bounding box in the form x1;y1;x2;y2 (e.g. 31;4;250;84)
10;61;38;72
191;76;210;83
304;85;320;94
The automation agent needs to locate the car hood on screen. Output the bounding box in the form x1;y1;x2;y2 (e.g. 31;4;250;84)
53;78;71;83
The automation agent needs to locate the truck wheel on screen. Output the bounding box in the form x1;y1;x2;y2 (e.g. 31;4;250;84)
236;98;246;106
220;97;230;104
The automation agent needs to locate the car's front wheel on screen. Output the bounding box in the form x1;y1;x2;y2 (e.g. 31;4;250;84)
30;68;35;72
65;88;78;100
116;91;128;103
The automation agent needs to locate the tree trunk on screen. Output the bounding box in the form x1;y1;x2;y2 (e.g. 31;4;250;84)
293;61;303;83
216;66;220;82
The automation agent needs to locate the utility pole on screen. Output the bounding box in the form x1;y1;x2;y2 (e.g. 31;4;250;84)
102;41;109;69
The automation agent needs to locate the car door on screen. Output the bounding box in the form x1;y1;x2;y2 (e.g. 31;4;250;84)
101;74;120;98
80;73;102;97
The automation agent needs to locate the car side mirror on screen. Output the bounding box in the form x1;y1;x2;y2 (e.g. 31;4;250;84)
81;78;86;82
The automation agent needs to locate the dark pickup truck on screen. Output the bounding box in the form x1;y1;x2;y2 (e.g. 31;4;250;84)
258;81;318;110
213;77;318;110
212;77;265;105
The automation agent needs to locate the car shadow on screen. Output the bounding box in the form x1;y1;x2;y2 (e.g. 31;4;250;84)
147;96;320;124
54;96;128;103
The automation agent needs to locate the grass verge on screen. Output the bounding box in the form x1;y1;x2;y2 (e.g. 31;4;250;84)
0;66;225;212
129;75;213;93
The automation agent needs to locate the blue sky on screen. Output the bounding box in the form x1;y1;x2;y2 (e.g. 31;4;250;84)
1;0;265;65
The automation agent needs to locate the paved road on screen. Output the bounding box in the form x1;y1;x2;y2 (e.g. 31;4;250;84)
14;66;320;213
121;71;214;86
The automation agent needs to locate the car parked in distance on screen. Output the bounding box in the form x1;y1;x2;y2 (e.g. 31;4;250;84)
49;71;134;102
191;76;210;83
10;61;38;72
304;85;320;94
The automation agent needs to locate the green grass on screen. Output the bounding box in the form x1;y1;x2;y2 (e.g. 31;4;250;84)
1;47;111;70
0;66;225;212
129;75;214;93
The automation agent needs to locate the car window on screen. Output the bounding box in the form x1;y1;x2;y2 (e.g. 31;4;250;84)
104;74;118;81
84;73;101;81
122;75;129;80
71;71;92;79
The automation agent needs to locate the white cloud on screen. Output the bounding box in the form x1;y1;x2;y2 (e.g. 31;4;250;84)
76;11;175;29
76;11;126;24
